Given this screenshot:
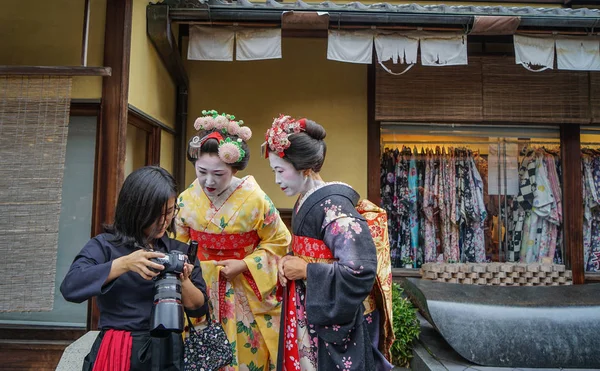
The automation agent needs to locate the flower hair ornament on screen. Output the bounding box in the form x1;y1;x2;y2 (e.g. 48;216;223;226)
190;110;251;164
262;114;306;159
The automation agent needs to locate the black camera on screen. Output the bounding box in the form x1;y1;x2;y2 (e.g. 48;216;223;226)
149;250;188;337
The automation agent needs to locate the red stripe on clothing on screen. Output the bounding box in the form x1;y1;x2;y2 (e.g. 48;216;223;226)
92;330;132;371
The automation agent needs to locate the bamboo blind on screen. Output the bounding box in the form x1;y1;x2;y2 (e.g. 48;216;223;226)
482;57;589;124
376;56;593;124
0;76;72;312
375;59;483;122
591;72;600;124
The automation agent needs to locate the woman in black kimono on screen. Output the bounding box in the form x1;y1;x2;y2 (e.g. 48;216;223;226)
263;116;393;371
60;166;208;371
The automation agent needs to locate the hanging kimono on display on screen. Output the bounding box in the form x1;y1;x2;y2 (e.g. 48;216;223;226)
380;146;487;267
508;147;562;264
582;149;600;272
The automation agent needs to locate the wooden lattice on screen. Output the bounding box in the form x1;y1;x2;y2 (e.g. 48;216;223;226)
420;262;572;286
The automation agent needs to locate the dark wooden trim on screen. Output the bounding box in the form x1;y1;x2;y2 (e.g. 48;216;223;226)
127;106;169;167
174;27;187;191
367;51;381;205
560;124;585;285
149;126;162;166
128;110;156;133
585;272;600;283
70;100;101;116
0;66;111;76
129;104;176;135
90;0;133;331
585;273;600;283
0;341;70;371
278;208;293;230
0;327;85;342
174;86;188;192
147;4;189;88
378;118;591;126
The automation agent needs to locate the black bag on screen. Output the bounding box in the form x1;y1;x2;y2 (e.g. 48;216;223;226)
183;305;233;371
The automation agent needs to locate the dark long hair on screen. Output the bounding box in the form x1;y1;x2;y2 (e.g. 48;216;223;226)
104;166;178;247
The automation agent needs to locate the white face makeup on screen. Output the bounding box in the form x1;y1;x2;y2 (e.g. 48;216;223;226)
195;153;235;197
268;152;308;197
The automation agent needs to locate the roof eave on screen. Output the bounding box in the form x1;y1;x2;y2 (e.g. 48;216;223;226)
168;6;600;30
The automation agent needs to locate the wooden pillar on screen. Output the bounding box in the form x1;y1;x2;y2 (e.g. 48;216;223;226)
560;124;585;284
88;0;133;330
367;57;381;205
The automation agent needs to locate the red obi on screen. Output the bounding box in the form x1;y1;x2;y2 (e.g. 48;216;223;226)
190;229;260;260
189;228;263;318
291;235;334;259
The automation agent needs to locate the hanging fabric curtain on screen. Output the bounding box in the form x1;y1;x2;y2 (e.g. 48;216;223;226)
327;29;374;64
513;34;554;72
374;32;418;75
419;32;468;66
188;25;235;61
236;28;282;61
555;37;600;71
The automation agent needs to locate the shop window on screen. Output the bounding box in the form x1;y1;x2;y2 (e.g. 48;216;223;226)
581;128;600;273
380;124;563;269
0;116;96;327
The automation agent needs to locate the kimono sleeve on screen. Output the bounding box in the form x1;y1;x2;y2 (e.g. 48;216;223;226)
174;191;191;244
305;195;377;328
242;193;291;300
60;236;115;303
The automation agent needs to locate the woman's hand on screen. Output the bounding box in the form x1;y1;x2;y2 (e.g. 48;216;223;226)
115;250;165;281
281;256;308;281
216;259;248;280
179;263;194;282
278;255;290;287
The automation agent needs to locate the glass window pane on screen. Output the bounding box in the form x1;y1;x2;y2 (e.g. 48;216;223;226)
0;116;96;327
380;124;563;268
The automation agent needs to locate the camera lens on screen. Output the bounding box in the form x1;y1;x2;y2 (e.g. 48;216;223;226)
149;273;184;337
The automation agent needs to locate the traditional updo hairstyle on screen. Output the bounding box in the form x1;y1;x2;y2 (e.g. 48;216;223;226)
186;129;250;172
283;119;327;173
186;110;252;171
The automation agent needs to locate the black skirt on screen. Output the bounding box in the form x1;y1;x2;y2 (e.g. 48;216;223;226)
82;330;184;371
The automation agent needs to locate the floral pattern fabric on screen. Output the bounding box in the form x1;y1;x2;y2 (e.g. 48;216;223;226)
175;176;291;371
282;183;391;371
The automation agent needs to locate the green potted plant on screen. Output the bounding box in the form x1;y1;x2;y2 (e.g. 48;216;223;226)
390;282;421;368
401;256;414;269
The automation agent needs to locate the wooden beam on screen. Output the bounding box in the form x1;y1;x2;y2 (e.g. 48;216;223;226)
89;0;133;330
0;66;111;76
560;124;585;284
147;4;189;88
174;86;188;192
70;100;101;116
81;0;91;66
367;52;381;205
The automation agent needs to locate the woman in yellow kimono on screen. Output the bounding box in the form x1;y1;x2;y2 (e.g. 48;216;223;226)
175;110;290;371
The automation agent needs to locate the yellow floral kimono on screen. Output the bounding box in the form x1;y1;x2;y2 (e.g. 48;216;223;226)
175;176;290;371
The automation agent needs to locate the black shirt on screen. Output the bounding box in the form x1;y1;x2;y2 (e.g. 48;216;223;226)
60;233;208;331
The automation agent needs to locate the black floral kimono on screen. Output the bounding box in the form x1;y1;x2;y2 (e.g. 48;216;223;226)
279;183;391;371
